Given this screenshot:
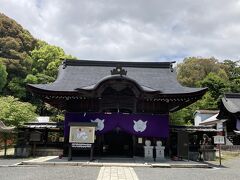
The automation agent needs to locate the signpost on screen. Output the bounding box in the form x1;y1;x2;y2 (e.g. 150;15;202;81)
214;135;225;166
68;122;97;161
29;131;42;157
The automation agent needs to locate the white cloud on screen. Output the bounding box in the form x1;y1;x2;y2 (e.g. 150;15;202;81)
1;0;240;62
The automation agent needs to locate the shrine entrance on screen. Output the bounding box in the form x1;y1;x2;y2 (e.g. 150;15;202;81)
102;127;133;157
99;85;135;157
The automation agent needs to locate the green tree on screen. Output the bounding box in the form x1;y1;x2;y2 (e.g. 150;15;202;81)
220;60;240;80
229;78;240;93
220;60;240;93
26;41;74;84
7;77;26;98
170;92;219;125
194;92;218;110
0;96;37;126
0;62;7;92
0;13;37;59
172;57;232;125
199;72;230;100
0;13;75;121
31;41;72;74
177;57;222;87
24;41;74;115
0;13;37;96
170;107;193;125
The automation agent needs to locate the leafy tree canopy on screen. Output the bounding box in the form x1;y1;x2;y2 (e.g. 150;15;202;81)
0;13;75;123
0;13;74;102
172;57;240;125
0;13;36;59
27;40;74;83
221;60;240;80
198;72;230;100
0;13;37;97
177;57;222;87
0;62;7;92
0;96;37;126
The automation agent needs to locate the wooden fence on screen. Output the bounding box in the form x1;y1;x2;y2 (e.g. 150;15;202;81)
220;145;240;151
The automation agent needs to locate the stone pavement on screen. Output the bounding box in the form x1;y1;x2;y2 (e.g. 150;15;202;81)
97;167;139;180
20;156;209;168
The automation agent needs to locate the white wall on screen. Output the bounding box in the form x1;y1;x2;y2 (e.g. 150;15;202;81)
194;113;216;126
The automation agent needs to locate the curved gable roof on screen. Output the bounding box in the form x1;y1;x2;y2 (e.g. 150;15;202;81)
28;59;206;95
222;93;240;113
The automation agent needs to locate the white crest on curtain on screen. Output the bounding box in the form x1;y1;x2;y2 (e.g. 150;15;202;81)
91;118;105;131
133;119;147;132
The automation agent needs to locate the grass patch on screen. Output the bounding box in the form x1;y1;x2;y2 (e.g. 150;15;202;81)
216;151;240;161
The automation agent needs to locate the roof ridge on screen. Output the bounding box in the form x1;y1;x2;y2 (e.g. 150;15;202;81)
225;93;240;98
62;59;175;69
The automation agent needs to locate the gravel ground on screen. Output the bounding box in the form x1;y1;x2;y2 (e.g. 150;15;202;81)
0;154;239;180
135;157;240;180
0;166;100;180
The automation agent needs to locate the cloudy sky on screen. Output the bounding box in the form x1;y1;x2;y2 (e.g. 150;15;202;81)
1;0;240;62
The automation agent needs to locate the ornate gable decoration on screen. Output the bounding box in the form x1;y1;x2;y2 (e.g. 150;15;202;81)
111;65;127;76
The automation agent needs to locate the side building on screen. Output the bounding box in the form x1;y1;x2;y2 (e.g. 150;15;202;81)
217;93;240;145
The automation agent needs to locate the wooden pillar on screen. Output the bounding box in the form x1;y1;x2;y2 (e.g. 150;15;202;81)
132;98;137;157
132;135;136;157
4;136;7;157
100;134;104;155
68;143;72;161
90;144;94;161
166;136;171;157
32;142;36;157
44;128;48;146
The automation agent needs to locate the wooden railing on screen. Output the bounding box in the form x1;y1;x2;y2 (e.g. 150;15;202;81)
220;145;240;151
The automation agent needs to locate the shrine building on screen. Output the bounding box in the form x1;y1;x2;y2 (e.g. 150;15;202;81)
27;59;207;157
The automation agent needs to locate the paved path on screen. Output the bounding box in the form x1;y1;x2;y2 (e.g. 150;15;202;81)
0;157;240;180
0;153;239;180
97;167;139;180
0;157;30;166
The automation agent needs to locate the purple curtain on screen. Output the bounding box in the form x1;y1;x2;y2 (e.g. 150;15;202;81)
64;112;169;138
236;119;240;130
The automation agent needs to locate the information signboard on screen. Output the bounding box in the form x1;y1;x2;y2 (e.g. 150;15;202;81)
68;122;97;161
72;143;92;148
214;135;225;166
29;131;42;142
214;135;225;144
69;126;95;143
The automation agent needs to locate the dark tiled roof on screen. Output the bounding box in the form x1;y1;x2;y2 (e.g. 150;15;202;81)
194;110;219;114
28;59;206;95
222;93;240;113
23;122;64;129
170;125;217;132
